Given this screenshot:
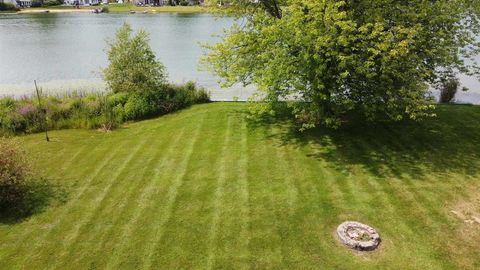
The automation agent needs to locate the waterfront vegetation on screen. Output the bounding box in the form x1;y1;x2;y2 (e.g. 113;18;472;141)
0;2;19;12
0;23;209;135
0;102;479;269
0;83;209;135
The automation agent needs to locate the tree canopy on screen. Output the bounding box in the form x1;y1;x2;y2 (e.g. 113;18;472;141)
103;23;167;94
204;0;480;129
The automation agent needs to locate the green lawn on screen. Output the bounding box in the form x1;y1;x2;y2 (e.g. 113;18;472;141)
0;102;479;269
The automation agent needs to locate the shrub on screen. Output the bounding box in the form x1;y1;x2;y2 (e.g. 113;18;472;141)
107;92;129;107
103;23;167;94
0;98;25;135
195;88;211;104
43;0;63;6
16;102;43;133
439;78;460;103
0;84;209;135
100;6;109;13
0;138;31;209
171;82;198;108
0;139;62;221
30;0;42;7
124;94;152;120
0;2;19;11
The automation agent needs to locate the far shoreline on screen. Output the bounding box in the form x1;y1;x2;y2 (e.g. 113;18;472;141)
14;4;208;14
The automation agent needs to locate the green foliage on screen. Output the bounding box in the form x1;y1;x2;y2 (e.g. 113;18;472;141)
122;82;210;120
0;83;210;135
100;6;109;13
194;88;211;104
0;138;63;222
439;78;461;104
0;138;31;209
0;2;19;11
103;23;167;94
123;94;152;120
43;0;63;7
107;92;130;107
204;0;480;129
30;0;42;7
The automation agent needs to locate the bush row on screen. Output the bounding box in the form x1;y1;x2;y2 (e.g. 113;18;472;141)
0;81;210;135
0;2;19;11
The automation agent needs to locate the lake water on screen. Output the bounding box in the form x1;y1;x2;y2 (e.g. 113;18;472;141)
0;13;254;100
0;13;479;103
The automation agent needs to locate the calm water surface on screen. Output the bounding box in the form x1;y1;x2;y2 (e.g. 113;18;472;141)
0;13;478;103
0;13;254;100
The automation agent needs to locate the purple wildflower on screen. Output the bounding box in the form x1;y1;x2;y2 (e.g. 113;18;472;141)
16;103;36;116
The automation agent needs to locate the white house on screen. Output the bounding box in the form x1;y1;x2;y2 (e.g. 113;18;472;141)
64;0;99;5
17;0;32;6
134;0;166;6
134;0;202;6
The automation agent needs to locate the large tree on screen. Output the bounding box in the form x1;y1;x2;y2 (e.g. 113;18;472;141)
204;0;480;129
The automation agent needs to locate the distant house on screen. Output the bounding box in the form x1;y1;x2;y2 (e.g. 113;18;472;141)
134;0;165;6
16;0;32;6
64;0;99;5
134;0;203;6
2;0;32;7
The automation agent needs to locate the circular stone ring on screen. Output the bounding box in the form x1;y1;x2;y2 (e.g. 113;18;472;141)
336;221;381;251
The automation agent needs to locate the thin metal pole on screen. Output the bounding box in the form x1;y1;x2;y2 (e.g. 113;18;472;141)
34;80;49;142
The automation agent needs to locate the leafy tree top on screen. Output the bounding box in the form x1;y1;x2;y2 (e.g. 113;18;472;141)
204;0;480;129
103;23;167;94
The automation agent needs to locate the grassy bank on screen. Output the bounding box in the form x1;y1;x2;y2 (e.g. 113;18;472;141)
0;103;479;269
18;4;206;14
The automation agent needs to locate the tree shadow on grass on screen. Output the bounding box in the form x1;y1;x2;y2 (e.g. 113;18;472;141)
0;179;67;224
250;105;480;179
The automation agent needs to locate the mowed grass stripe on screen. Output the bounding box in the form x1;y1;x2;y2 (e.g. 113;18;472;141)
261;126;303;267
18;138;143;268
141;112;207;269
354;134;447;268
246;126;284;268
281;143;331;268
101;127;188;270
75;130;183;267
50;131;169;268
205;116;232;270
0;139;102;244
369;134;460;268
0;137;127;265
36;142;88;176
14;119;172;264
237;118;251;267
146;109;230;268
207;115;251;269
103;121;207;269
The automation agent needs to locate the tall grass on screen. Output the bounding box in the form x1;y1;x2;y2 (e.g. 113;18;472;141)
0;82;210;135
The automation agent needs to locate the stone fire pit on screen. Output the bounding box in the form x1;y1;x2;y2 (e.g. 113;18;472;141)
336;221;380;251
